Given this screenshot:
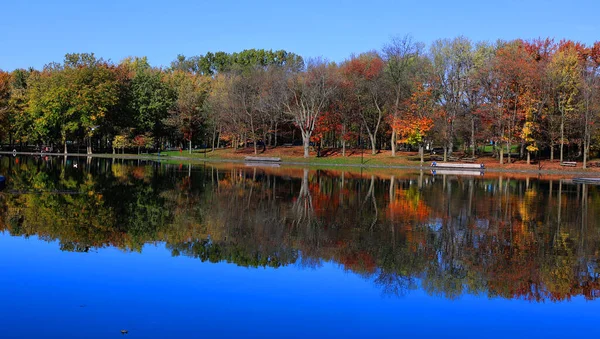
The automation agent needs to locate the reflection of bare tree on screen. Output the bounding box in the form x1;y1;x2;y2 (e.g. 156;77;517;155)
363;175;378;231
292;168;314;227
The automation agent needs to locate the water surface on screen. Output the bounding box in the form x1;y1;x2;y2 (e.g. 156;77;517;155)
0;156;598;338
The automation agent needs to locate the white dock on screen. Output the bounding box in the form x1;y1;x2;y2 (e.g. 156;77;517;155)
244;156;281;163
431;162;485;170
245;163;281;168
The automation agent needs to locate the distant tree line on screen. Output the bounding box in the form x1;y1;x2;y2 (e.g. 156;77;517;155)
1;37;599;166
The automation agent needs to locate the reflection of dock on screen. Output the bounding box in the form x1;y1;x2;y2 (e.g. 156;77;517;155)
573;178;600;185
431;169;484;176
431;162;485;170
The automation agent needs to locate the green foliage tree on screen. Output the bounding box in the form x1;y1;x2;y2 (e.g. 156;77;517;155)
126;58;176;146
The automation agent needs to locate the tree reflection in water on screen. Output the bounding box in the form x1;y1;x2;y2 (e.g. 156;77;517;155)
0;156;599;301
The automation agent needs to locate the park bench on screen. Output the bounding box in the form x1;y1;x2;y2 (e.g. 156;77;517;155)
560;161;577;167
282;143;293;147
588;161;600;168
447;156;460;162
461;157;476;163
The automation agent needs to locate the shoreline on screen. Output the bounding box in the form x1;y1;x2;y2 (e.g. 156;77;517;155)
4;150;600;177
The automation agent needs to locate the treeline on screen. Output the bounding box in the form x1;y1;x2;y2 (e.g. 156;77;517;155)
1;37;600;166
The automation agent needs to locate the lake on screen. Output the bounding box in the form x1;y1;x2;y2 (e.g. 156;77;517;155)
0;156;598;338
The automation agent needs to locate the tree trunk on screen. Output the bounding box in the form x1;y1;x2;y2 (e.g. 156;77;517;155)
391;128;396;157
86;137;92;155
263;131;268;153
560;109;565;163
583;134;589;169
342;139;346;157
303;134;310;158
419;144;424;164
443;146;447;162
550;142;554;161
368;132;376;155
471;117;476;157
520;142;525;159
527;151;530;165
64;139;68;154
499;146;504;165
189;139;192;154
212;124;217;152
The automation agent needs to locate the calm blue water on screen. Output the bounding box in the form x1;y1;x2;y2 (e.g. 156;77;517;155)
0;156;598;338
1;235;597;339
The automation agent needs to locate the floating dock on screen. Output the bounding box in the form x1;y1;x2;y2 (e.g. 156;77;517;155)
245;163;280;168
572;178;600;185
244;156;281;163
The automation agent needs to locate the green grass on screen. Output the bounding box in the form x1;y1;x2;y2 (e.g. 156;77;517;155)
155;149;421;167
479;144;520;153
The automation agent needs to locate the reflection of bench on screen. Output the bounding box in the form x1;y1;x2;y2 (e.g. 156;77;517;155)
245;156;281;163
561;161;577;167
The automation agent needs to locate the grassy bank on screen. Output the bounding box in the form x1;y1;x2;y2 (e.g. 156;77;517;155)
4;146;600;177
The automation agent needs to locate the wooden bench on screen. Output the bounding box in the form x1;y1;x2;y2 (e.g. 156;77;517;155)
461;157;476;163
588;162;600;168
282;143;293;147
447;156;460;162
244;156;281;162
561;161;577;167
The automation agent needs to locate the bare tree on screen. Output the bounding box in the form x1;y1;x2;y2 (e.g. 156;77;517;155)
284;59;336;158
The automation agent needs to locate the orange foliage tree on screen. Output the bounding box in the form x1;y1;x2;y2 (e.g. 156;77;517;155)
391;83;435;163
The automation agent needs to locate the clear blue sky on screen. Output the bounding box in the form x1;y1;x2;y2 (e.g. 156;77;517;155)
1;0;598;70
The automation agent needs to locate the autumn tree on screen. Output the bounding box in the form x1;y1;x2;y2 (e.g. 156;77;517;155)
63;53;120;154
580;41;600;168
548;44;581;162
394;83;436;163
26;64;75;153
431;37;473;160
164;71;210;153
342;53;387;155
484;40;538;164
0;70;10;140
382;35;425;156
